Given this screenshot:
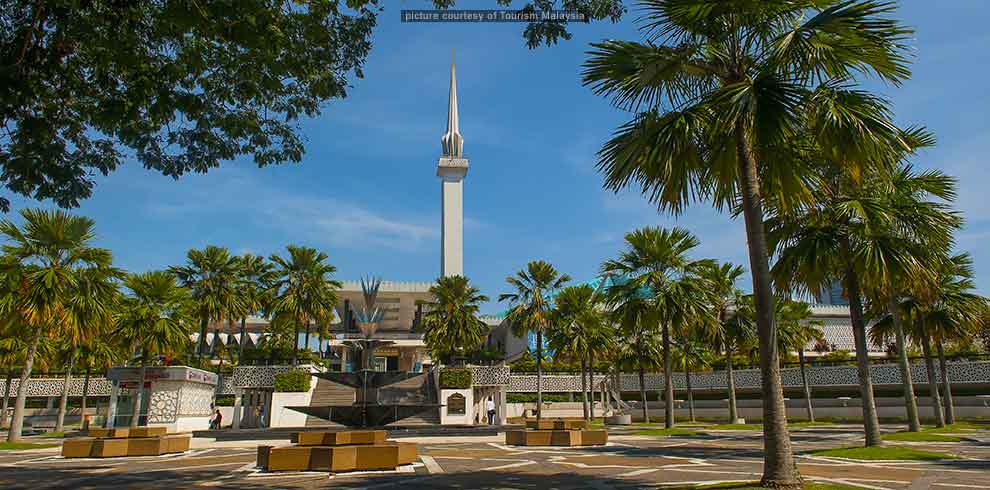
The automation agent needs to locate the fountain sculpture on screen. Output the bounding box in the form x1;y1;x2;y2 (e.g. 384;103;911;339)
288;277;439;427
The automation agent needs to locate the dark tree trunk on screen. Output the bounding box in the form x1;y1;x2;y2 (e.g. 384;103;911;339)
291;317;301;366
798;349;814;422
536;330;543;423
921;332;944;427
736;125;799;488
239;317;247;360
80;366;91;429
840;241;882;447
130;356;147;429
196;314;208;362
304;321;311;352
686;367;695;423
580;358;589;421
726;344;738;422
589;353;596;420
8;326;42;442
1;369;12;428
55;348;76;432
889;296;920;431
936;340;955;425
638;366;649;424
662;324;673;429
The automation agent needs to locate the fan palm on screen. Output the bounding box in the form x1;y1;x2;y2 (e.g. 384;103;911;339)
776;300;824;422
609;304;663;424
700;262;750;423
602;226;711;428
671;334;712;423
114;271;192;428
235;254;274;361
77;336;123;427
548;284;612;421
420;275;490;363
169;246;245;364
582;1;913;484
0;209;119;442
499;260;570;423
268;246;340;366
770;158;960;443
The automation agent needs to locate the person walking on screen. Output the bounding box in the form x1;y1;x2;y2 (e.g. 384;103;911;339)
486;396;496;425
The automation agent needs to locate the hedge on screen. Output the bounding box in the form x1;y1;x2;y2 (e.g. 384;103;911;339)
274;369;311;392
439;368;472;389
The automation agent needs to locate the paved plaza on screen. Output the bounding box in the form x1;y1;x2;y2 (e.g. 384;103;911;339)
2;425;990;489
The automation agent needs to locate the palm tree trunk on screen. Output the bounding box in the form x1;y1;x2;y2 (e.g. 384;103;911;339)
535;330;543;423
80;366;91;429
686;367;695;423
889;296;920;432
304;321;311;353
196;314;208;362
662;324;673;429
589;353;596;420
1;369;12;428
726;344;738;423
936;340;955;425
239;317;247;360
840;247;882;447
291;317;301;366
8;326;43;442
638;365;649;424
55;348;76;432
798;349;814;423
130;355;147;428
735;126;799;488
580;358;589;421
920;332;944;427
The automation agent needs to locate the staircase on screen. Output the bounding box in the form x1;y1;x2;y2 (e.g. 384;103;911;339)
304;378;355;427
303;370;440;427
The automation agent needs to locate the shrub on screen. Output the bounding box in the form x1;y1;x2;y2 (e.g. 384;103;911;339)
507;393;572;403
274;369;311;392
439;368;472;389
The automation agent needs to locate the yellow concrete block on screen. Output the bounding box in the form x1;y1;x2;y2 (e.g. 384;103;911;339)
348;430;387;445
130;427;168;438
164;435;191;453
92;438;129;457
127;437;167;456
354;444;400;471
328;446;358;472
550;430;581;446
87;428;130;439
268;446;322;471
579;429;608;446
62;438;96;458
396;442;418;466
525;419;586;430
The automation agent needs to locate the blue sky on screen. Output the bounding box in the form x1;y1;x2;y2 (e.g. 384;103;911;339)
7;1;989;313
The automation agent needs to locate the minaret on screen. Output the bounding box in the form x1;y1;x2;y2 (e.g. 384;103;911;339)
438;53;467;277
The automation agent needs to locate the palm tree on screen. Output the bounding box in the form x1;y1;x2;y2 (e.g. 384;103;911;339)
499;260;570;423
0;209;119;442
776;300;824;422
235;254;273;361
268;246;340;366
608;307;662;425
602;227;711;429
548;284;611;421
700;262;750;423
169;246;244;365
582;2;913;485
672;334;712;423
420;275;490;363
115;271;191;428
77;337;122;428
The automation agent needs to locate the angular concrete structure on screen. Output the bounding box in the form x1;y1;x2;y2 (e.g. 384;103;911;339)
438;53;467;277
62;428;191;458
506;418;607;447
258;430;418;473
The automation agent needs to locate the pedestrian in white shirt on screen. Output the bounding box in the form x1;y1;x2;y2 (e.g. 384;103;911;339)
486;397;496;425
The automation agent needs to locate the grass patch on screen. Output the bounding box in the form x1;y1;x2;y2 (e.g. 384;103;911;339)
38;431;65;438
659;482;865;489
790;420;836;427
704;423;763;430
924;422;988;433
809;445;955;461
0;442;59;451
883;431;969;443
633;427;699;437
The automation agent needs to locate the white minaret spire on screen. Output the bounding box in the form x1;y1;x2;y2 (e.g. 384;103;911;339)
441;50;463;158
438;51;468;277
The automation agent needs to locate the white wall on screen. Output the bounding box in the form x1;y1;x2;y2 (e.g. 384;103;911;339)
267;376;317;428
440;389;473;425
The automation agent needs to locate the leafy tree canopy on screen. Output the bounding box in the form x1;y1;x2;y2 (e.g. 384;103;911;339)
0;0;624;212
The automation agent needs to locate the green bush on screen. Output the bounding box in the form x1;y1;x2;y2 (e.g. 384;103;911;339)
439;368;472;389
274;369;311;392
507;393;573;403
